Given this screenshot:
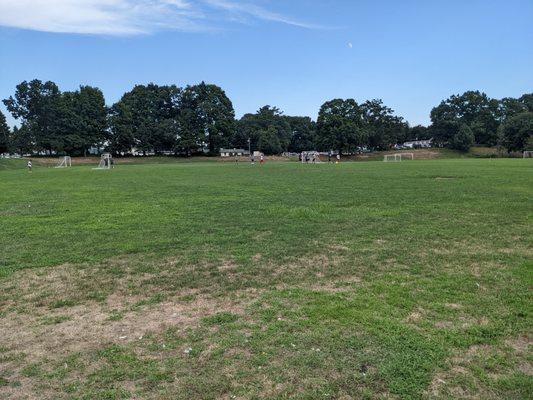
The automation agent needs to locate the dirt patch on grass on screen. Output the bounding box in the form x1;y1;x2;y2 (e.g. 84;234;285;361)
0;288;253;362
428;334;532;399
0;258;263;399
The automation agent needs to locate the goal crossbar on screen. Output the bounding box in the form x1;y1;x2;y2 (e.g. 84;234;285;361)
384;153;414;162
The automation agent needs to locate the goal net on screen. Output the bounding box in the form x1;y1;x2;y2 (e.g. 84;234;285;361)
55;156;72;168
301;151;323;163
93;153;113;169
523;151;533;158
384;153;414;162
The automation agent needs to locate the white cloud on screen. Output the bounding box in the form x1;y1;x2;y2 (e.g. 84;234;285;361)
0;0;323;35
203;0;325;29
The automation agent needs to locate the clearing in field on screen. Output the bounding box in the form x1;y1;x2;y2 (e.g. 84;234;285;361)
0;159;531;399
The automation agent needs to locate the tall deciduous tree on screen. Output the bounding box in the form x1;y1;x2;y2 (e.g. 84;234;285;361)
519;93;533;112
498;112;533;152
499;97;528;121
57;86;107;155
184;82;235;155
109;84;180;155
3;79;62;154
449;124;474;152
361;99;407;150
235;106;291;155
408;125;431;141
285;116;317;152
316;99;366;153
430;91;500;146
0;110;10;153
10;124;34;155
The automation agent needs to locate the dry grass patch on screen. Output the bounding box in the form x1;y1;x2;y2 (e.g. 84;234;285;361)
428;334;532;399
0;257;265;399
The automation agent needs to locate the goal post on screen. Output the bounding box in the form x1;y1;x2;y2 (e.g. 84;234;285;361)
93;153;113;170
55;156;72;168
384;153;414;162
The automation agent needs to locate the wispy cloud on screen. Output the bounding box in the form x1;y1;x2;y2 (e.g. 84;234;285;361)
203;0;326;30
0;0;324;35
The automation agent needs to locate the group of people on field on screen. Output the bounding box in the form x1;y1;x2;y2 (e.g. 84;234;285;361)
299;151;341;164
246;154;264;165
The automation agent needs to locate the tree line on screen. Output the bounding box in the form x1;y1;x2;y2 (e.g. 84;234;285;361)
1;79;532;156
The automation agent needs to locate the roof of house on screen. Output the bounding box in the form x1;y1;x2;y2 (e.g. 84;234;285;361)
220;148;247;152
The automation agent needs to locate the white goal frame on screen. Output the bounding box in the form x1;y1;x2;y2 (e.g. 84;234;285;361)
523;151;533;158
55;156;72;168
384;153;414;162
93;153;113;169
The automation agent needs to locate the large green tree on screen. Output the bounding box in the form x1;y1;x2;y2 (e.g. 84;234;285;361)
361;99;408;150
316;99;366;153
519;93;533;112
449;124;475;152
235;106;291;155
408;125;431;141
430;91;500;146
109;84;180;155
57;86;108;155
285;116;317;152
498;112;533;152
183;82;235;155
10;124;34;155
3;80;62;154
0;110;10;153
499;97;529;121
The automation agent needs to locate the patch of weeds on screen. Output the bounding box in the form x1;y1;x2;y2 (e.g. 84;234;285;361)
178;294;196;302
132;293;166;310
202;312;239;326
87;290;108;302
50;299;77;309
21;363;44;378
91;344;174;390
108;310;125;321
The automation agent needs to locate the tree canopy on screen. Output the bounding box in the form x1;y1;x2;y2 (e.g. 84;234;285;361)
0;110;10;154
498;112;533;152
316;99;366;153
2;80;531;156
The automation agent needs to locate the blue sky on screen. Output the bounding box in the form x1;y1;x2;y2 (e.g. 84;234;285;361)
0;0;532;127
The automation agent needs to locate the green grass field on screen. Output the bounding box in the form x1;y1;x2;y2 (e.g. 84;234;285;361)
0;159;531;399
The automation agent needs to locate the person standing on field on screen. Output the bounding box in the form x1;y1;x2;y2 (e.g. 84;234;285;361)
260;154;264;165
336;154;340;164
27;160;32;172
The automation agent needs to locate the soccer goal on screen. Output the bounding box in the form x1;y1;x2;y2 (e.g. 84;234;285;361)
523;151;533;158
384;153;414;162
55;156;72;168
93;153;113;169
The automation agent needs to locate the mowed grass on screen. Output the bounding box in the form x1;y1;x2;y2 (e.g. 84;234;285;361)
0;159;531;399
